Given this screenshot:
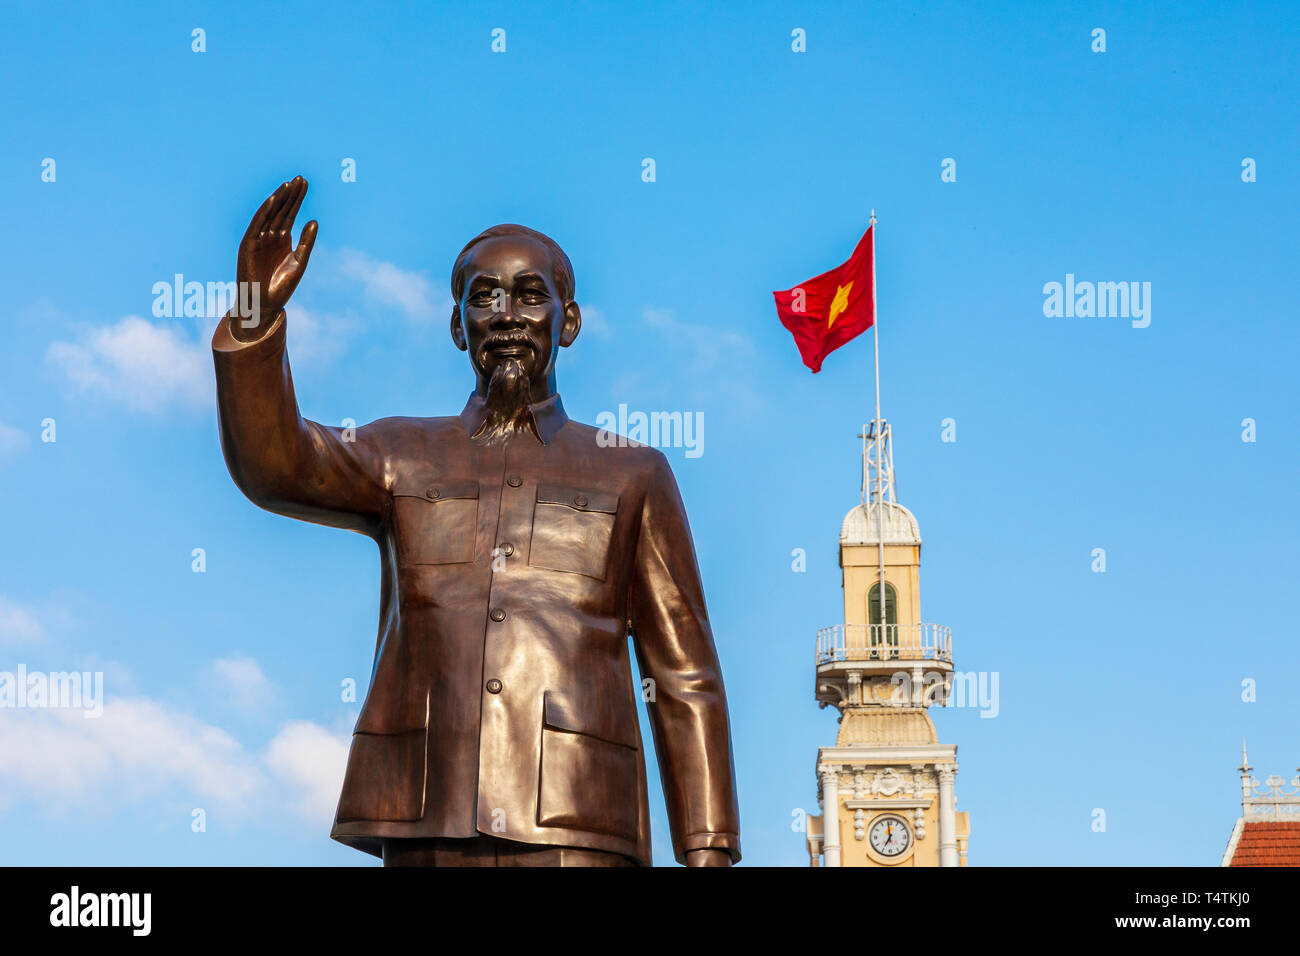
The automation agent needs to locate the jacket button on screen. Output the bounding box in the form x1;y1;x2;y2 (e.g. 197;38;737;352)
498;542;515;556
506;474;522;487
426;487;440;499
490;607;506;622
485;678;503;694
574;493;588;508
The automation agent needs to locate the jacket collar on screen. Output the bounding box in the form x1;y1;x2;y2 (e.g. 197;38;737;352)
458;391;569;445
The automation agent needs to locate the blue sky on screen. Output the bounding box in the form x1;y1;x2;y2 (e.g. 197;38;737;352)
1;0;1297;865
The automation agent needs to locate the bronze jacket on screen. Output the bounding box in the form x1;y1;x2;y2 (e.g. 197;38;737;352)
212;314;741;865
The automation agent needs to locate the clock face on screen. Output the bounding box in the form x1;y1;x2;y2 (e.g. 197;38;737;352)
868;815;912;857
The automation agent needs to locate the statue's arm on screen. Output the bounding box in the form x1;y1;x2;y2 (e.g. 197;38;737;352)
628;450;741;867
211;176;386;534
212;309;387;535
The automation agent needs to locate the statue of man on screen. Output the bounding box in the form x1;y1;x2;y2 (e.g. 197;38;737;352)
212;177;741;866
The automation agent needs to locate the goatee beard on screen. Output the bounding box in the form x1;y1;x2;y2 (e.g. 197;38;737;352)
472;358;535;445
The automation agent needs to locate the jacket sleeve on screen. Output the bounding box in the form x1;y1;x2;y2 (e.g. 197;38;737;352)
627;450;741;864
211;310;388;536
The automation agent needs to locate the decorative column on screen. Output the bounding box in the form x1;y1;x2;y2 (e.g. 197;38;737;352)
821;768;841;867
937;764;958;867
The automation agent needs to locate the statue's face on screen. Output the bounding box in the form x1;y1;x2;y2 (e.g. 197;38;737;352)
452;235;580;392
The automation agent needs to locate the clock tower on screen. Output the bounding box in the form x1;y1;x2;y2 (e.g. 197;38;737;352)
803;416;971;866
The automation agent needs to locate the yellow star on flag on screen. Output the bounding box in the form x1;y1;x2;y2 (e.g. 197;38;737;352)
827;280;853;329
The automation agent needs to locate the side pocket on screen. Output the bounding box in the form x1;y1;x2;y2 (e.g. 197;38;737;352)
537;692;639;840
335;727;427;822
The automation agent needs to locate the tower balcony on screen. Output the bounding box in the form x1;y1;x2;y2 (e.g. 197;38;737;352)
816;623;952;666
815;624;954;710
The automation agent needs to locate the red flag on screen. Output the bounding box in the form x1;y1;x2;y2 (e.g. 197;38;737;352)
773;226;875;373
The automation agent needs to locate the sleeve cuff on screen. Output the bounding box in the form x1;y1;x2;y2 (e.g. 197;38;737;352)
677;832;741;865
212;309;286;356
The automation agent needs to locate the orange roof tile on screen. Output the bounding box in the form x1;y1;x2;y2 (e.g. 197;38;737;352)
1228;821;1300;867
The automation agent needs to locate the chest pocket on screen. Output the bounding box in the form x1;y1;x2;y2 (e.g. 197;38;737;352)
392;479;479;565
528;484;619;581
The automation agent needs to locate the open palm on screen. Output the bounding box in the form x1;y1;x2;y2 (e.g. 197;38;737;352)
234;176;317;340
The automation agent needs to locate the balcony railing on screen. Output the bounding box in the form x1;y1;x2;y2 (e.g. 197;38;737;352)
816;623;952;665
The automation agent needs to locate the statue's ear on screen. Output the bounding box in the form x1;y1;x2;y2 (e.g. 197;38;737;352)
559;301;581;348
450;306;467;351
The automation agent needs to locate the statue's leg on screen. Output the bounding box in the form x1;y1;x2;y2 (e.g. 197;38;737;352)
382;835;639;867
381;837;497;867
498;843;638;867
556;847;639;867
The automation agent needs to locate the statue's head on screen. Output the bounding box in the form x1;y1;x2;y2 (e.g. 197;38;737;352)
450;225;581;403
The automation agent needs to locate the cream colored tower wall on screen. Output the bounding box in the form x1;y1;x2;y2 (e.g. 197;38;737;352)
840;543;921;627
825;760;953;867
834;801;941;867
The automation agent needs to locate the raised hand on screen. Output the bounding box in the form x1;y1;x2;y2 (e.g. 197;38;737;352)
232;176;318;341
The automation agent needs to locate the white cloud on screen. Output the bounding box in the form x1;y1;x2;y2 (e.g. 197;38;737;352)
0;637;346;823
265;720;351;825
0;597;47;645
641;306;756;369
335;249;450;324
44;306;352;415
207;655;273;713
0;696;265;813
0;690;351;829
42;249;450;416
283;304;355;368
0;635;349;825
607;306;763;411
46;315;210;414
0;421;30;463
581;304;611;338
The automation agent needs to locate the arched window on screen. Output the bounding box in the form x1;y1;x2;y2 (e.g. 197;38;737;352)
867;582;898;655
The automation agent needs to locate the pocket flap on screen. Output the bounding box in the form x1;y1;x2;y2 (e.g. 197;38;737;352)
394;478;480;501
543;690;636;750
536;484;618;514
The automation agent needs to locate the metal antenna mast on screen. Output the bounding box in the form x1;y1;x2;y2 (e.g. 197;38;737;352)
858;211;894;649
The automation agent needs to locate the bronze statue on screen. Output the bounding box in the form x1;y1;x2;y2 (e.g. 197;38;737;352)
212;177;741;866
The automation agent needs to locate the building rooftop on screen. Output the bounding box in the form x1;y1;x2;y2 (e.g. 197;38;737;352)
1224;822;1300;866
841;501;922;547
1221;745;1300;866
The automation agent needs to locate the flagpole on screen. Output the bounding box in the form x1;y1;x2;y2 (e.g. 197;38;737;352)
871;210;881;439
870;210;889;654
